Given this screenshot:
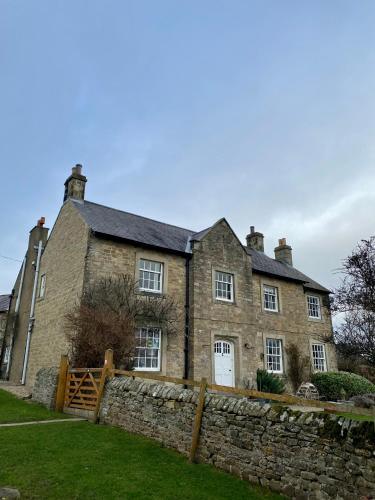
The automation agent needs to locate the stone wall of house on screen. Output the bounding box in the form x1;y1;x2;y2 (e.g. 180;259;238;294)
32;367;59;409
84;236;187;378
101;377;375;499
189;220;255;385
251;273;337;384
26;201;90;387
189;220;336;389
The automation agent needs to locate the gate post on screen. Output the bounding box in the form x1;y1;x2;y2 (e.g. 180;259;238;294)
94;349;114;422
55;354;69;412
189;377;207;463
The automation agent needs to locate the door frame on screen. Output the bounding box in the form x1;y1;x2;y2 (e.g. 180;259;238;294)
213;338;235;387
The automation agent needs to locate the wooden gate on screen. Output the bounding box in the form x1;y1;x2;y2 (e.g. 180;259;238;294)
55;350;113;419
64;368;102;411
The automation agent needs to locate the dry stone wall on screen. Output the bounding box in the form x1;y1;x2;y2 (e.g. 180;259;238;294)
100;377;375;500
31;367;59;409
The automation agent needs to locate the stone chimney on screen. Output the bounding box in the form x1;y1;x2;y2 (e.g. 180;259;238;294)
274;238;293;266
63;164;87;202
246;226;264;252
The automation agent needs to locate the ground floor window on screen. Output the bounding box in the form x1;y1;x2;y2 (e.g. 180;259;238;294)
3;346;10;364
312;343;327;371
265;338;283;373
134;327;161;371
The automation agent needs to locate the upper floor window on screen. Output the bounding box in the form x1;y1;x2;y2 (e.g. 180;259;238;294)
139;259;163;293
215;271;234;302
39;273;46;299
312;343;326;371
307;295;321;319
134;327;161;371
266;338;283;373
263;285;278;312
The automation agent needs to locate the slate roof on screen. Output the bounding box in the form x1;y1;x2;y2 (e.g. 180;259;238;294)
72;199;330;293
0;294;11;313
246;248;330;293
73;200;194;254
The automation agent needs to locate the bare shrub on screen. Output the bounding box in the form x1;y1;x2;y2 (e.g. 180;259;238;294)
65;274;181;368
286;343;311;393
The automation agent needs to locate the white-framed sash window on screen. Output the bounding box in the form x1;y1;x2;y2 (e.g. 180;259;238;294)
134;327;161;371
139;259;163;293
215;271;234;302
312;343;327;371
266;338;283;373
307;295;321;319
39;273;46;299
263;285;278;312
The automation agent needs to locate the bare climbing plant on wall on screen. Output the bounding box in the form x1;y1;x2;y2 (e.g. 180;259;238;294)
65;274;181;368
285;343;311;393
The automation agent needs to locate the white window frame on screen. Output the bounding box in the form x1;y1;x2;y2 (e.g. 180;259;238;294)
133;327;161;372
265;338;283;373
307;295;321;319
215;271;234;302
139;259;163;294
263;285;279;312
39;273;46;299
3;346;10;364
312;343;327;372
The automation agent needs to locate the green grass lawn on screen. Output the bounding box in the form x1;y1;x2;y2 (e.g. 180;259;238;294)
0;390;283;500
334;411;374;422
0;389;70;423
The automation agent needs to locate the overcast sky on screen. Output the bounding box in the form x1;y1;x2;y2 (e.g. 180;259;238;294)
1;0;375;295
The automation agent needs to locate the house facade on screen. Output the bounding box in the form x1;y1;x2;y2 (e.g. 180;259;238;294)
2;166;337;388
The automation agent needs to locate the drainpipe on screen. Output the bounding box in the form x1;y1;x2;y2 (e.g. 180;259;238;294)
184;256;191;380
21;240;43;385
4;256;27;379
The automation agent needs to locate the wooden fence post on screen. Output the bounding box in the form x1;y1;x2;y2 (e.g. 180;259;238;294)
94;349;114;423
189;377;207;463
55;354;69;412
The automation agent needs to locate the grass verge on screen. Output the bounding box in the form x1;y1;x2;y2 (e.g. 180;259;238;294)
0;388;70;424
0;421;284;500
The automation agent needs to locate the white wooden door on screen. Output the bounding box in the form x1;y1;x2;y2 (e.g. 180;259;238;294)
214;340;234;387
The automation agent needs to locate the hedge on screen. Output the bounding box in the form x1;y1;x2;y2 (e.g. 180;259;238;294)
311;371;375;401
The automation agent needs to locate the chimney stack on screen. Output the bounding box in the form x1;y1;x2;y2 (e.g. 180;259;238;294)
274;238;293;266
246;226;264;252
63;164;87;202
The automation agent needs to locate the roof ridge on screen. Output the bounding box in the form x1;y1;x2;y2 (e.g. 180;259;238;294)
76;199;197;234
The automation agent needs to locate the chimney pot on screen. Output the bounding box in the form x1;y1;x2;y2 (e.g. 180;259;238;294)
250;225;255;234
73;164;82;175
37;217;46;227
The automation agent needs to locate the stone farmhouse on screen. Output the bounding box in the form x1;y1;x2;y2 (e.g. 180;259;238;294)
1;165;337;389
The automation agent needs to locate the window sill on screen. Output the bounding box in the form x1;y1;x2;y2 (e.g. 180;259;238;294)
214;299;236;306
138;290;164;297
263;309;280;314
308;316;323;322
133;368;161;373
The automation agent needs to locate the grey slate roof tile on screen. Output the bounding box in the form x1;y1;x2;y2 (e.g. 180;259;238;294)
72;199;330;293
73;200;194;254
